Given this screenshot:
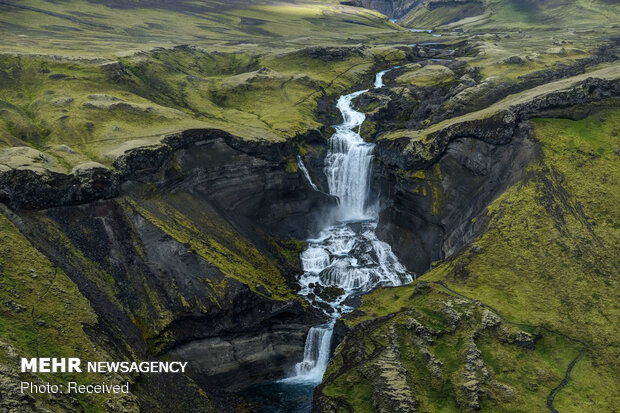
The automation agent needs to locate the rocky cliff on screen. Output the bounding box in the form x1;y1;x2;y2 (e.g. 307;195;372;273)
0;128;337;410
315;102;620;411
369;68;620;274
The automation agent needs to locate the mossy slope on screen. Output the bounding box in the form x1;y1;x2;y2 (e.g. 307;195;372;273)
0;45;407;172
318;108;619;412
400;0;619;31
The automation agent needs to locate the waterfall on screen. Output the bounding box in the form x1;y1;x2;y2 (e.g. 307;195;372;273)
297;155;319;191
289;323;334;383
285;67;413;386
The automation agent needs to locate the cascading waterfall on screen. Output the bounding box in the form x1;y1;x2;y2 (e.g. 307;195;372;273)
285;67;413;386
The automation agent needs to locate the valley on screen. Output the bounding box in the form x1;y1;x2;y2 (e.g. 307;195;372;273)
0;1;618;412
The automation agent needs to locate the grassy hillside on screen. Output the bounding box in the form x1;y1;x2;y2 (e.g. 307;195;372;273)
318;107;620;412
0;1;618;412
0;0;421;173
0;0;400;54
0;45;411;171
0;207;147;411
400;0;619;31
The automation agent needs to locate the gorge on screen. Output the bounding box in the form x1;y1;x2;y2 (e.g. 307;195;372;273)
244;68;414;412
0;1;618;411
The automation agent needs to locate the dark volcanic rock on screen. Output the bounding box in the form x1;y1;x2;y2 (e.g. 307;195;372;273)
373;75;619;274
2;128;338;404
374;126;539;274
0;164;119;210
299;46;366;61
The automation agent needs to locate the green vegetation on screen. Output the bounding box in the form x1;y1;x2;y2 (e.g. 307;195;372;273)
0;209;133;412
378;65;620;163
1;0;618;411
320;108;620;411
124;192;299;302
322;282;584;412
395;64;455;86
0;0;398;55
0;45;411;171
401;0;619;31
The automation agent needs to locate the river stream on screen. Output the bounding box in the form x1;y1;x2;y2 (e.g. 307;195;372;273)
243;68;413;412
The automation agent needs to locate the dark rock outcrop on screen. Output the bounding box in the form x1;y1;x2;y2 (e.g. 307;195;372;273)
372;76;619;273
2;128;338;404
358;49;617;143
0;127;332;218
0;164;118;210
374;125;539;273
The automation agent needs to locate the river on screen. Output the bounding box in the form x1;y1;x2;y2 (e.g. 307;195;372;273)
243;67;413;412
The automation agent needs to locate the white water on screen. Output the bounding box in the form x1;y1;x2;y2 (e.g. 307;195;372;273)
285;68;413;385
297;155;319;191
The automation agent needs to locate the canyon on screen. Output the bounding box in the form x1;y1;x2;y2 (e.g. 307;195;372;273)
0;1;618;412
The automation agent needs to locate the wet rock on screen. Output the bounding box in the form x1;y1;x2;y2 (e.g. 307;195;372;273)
313;284;345;301
341;293;362;308
316;301;335;314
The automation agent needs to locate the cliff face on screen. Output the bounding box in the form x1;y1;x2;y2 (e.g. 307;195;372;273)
370;72;620;274
315;103;620;413
1;129;335;409
373;125;538;274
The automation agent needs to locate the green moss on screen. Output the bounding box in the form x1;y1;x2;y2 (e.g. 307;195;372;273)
323;283;584;412
270;237;306;268
285;156;298;173
323;108;620;411
395;65;455;87
123;193;298;302
0;210;124;411
322;369;374;413
0;44;411;171
359;119;377;141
